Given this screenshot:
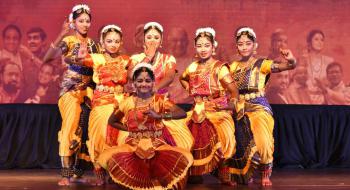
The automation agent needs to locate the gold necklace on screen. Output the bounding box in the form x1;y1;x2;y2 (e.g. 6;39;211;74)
104;53;119;63
134;96;154;131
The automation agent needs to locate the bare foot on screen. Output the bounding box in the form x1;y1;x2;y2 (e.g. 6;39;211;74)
90;178;105;186
58;178;70;186
261;177;272;186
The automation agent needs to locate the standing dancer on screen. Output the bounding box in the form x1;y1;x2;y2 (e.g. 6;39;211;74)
43;4;99;186
179;27;240;185
227;27;296;186
64;25;130;185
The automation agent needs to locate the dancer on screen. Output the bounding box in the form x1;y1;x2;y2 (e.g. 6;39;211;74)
179;27;240;185
228;27;296;186
64;24;130;185
129;22;193;151
99;63;193;190
43;4;99;186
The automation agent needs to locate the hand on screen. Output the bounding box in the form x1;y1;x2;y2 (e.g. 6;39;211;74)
280;49;295;62
143;108;162;119
60;18;71;36
143;41;158;59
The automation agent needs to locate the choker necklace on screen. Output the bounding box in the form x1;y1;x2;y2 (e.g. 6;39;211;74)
199;57;210;64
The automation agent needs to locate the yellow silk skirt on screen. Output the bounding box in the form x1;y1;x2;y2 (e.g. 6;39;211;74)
57;90;86;157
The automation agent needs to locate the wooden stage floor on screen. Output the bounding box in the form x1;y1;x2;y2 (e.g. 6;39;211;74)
0;168;349;190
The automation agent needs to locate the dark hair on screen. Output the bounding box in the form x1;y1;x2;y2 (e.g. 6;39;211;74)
2;24;22;40
326;62;342;73
27;27;47;41
72;8;91;20
132;66;155;81
235;26;256;42
0;60;20;74
144;25;162;36
307;29;324;45
194;32;215;45
101;28;123;41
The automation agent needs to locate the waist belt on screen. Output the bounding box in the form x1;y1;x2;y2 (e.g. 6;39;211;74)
95;84;123;94
129;130;163;139
239;91;265;101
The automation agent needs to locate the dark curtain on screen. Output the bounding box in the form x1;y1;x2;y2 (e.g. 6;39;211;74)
0;104;61;169
273;104;350;168
1;104;350;169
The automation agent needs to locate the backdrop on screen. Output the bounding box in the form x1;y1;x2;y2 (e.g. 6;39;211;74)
0;0;349;105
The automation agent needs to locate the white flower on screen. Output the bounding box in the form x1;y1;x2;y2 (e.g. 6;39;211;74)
132;63;154;77
236;27;256;39
195;27;216;37
72;4;90;12
100;24;123;44
144;22;163;33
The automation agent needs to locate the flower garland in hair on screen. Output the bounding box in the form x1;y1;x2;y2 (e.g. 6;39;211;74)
100;24;122;44
195;27;218;47
72;4;90;12
236;27;257;39
68;4;91;28
144;22;164;33
132;62;154;78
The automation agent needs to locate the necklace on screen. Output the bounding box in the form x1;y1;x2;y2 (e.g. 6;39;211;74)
134;96;154;131
104;53;119;63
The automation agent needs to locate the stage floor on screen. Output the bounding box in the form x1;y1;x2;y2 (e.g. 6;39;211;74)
0;169;349;190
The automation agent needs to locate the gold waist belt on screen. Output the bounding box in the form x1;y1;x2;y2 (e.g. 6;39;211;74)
129;130;162;139
239;91;265;101
95;84;123;94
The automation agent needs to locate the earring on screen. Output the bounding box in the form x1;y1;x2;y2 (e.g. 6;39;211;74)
212;50;216;56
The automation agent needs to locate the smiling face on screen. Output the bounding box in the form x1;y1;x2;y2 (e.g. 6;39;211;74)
73;13;91;35
236;34;255;58
134;70;155;95
195;36;214;60
27;32;44;53
102;31;122;54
